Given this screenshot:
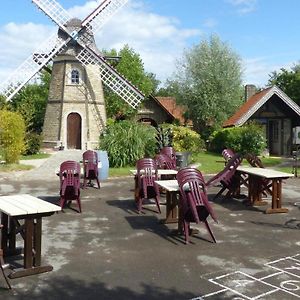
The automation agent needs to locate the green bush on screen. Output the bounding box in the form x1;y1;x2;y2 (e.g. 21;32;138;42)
99;120;156;167
24;132;43;155
0;110;26;163
163;124;205;152
209;123;266;155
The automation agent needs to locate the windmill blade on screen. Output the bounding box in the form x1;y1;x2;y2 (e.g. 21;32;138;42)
0;33;68;101
32;0;73;33
76;47;144;109
81;0;128;34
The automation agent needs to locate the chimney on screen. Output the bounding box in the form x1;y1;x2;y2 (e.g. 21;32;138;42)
244;84;256;101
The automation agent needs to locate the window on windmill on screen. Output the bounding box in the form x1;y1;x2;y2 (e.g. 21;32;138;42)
71;69;80;84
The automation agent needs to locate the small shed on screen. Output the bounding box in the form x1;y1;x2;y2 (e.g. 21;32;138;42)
223;85;300;156
137;95;191;127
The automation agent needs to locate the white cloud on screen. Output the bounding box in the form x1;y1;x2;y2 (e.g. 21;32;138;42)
226;0;257;14
0;22;55;83
242;56;294;87
69;0;201;83
0;0;201;87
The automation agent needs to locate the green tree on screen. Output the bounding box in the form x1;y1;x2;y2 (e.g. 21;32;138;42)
0;110;26;163
268;63;300;105
103;45;158;119
9;69;50;133
166;34;244;139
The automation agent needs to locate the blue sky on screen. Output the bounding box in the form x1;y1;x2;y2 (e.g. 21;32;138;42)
1;0;300;87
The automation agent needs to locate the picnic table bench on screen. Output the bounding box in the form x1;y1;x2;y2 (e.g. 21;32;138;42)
0;194;60;278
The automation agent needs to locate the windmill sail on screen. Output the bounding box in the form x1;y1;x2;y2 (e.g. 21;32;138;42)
77;47;144;109
32;0;73;33
81;0;128;33
0;33;68;101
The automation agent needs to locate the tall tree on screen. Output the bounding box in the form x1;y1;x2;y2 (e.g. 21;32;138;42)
167;34;243;138
6;69;50;133
103;44;159;119
268;63;300;105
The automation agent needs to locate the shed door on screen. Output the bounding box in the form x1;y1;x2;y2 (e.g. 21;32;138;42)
67;113;81;149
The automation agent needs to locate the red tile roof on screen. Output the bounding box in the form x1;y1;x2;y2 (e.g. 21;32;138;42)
223;87;272;127
155;96;191;125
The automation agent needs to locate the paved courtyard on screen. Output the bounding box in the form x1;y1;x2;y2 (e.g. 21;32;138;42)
0;151;299;299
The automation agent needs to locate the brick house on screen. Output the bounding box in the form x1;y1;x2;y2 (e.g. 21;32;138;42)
224;85;300;156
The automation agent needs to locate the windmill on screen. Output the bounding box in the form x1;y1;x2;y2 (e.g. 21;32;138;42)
0;0;145;150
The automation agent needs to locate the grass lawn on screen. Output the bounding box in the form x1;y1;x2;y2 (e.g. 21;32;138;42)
0;163;32;172
0;151;294;176
20;153;51;160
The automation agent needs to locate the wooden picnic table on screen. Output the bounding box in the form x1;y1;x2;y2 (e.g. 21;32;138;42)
155;180;179;224
0;194;61;279
236;166;294;214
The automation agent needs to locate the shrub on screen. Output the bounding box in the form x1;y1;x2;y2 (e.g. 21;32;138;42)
155;126;173;151
209;123;266;155
99;120;156;167
0;110;26;163
24;132;43;155
163;124;205;152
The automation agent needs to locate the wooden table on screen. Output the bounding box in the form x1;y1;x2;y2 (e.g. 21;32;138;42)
236;166;293;214
0;194;61;279
155;180;179;224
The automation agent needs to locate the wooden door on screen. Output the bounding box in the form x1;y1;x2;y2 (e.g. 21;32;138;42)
67;113;82;149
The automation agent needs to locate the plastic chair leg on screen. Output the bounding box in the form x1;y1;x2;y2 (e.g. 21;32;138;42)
154;195;161;214
204;221;217;243
76;196;82;213
0;252;11;289
96;178;100;189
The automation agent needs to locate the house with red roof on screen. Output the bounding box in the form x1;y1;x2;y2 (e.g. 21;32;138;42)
224;85;300;156
137;95;192;127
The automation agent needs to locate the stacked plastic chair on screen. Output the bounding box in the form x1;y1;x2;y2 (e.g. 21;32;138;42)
160;146;177;169
177;168;217;244
222;148;235;162
206;153;243;200
83;150;100;189
155;153;176;170
59;160;81;213
136;158;161;213
0;225;11;289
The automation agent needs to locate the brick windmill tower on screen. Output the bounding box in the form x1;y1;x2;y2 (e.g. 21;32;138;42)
0;0;144;150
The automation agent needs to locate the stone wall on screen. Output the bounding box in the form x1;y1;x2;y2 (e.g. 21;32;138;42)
42;55;107;150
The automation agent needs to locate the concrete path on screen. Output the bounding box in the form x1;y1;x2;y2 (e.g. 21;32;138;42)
0;155;299;299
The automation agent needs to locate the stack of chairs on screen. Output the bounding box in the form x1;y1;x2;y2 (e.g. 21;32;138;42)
136;158;161;214
59;160;81;213
177;168;217;244
0;225;11;289
206;154;243;200
83;150;100;189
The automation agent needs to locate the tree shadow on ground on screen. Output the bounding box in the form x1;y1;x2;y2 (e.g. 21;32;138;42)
1;276;199;300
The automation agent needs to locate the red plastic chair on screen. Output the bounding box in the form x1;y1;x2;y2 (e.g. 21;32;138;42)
0;225;11;289
83;150;100;189
160;147;177;169
222;148;235;162
206;154;243;200
155;153;176;170
177;168;217;244
136;158;161;213
59;160;81;213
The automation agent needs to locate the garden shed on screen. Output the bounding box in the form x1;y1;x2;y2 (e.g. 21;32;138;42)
137;95;191;127
223;85;300;156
